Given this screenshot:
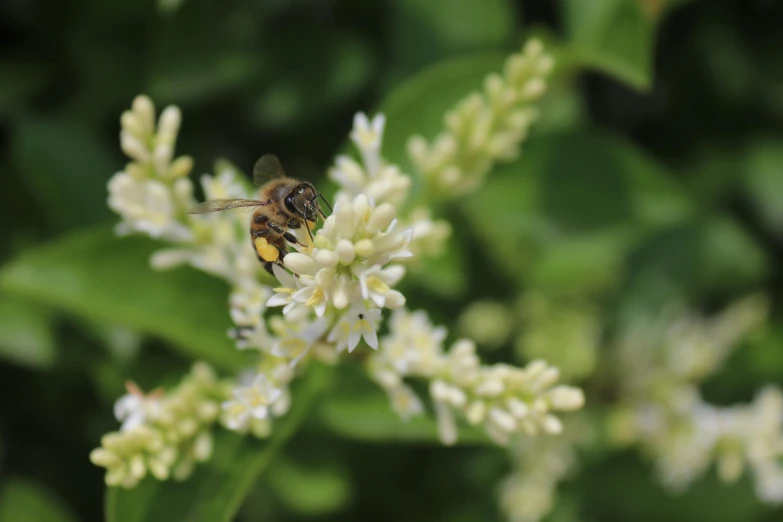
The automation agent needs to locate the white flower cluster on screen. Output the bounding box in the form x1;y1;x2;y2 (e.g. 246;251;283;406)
90;363;227;488
407;39;553;197
329;113;451;258
99;41;583;492
499;430;580;522
609;295;783;501
109;96;193;242
368;309;585;446
644;387;783;502
271;193;411;318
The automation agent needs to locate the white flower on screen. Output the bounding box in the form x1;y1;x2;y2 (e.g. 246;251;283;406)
389;384;425;421
108;173;192;241
266;264;302;315
328;305;382;353
290;269;333;317
355;264;406;308
350;112;385;176
233;374;284;421
221;397;251;431
113;382;161;431
380;309;447;375
271;316;330;365
201;169;249;201
229;281;270;329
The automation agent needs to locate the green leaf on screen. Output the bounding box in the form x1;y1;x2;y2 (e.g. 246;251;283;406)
0;478;78;522
248;34;373;132
386;0;514;86
0;60;48;120
583;453;766;522
406;231;468;298
0;297;56;368
106;365;331;522
631;217;768;297
267;457;352;516
10;118;116;231
0;227;246;371
462;128;693;289
529;228;635;294
320;391;490;445
742;140;783;234
562;0;656;90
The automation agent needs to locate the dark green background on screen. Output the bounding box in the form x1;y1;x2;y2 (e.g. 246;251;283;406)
1;0;783;521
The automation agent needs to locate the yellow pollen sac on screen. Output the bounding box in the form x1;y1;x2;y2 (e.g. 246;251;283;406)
307;220;317;230
255;237;280;262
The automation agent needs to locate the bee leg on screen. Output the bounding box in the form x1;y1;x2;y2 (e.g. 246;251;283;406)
251;230;288;273
267;222;310;250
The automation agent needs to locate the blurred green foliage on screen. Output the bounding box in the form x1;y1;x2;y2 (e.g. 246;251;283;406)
1;0;783;521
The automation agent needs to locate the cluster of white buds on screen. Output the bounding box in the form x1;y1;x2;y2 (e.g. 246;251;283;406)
408;39;553;197
515;293;601;381
90;363;228;488
642;387;783;502
499;430;580;522
329;113;452;259
109;96;193;241
266;193;410;355
110;95;260;287
609;295;783;502
368;309;585;445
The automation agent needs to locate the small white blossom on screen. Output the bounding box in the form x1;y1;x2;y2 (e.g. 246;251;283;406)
231;374;284;421
271;316;330;365
350;112;385;177
113;382;162;432
328;305;382;352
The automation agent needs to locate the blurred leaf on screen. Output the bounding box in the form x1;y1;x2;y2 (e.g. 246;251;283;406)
106;365;331;522
150;51;261;106
267;457;352;516
10;118;115;231
530;228;635;294
463;128;693;288
0;297;55;368
250;33;373;132
320;392;490;445
0;227;245;371
631;217;768;297
742;140;783;234
562;0;656;90
407;231;468;298
0;478;78;522
386;0;514;85
147;1;263;105
584;452;767;522
0;60;48;120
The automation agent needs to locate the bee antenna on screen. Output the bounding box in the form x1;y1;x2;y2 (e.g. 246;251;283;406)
317;194;333;213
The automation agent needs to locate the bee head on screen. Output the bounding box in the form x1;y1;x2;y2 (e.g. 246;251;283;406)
285;183;321;222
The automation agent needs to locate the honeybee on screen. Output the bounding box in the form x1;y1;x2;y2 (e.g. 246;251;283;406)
187;154;331;273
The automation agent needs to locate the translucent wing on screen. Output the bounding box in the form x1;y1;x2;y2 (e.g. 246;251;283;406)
187;199;266;214
253;154;285;186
